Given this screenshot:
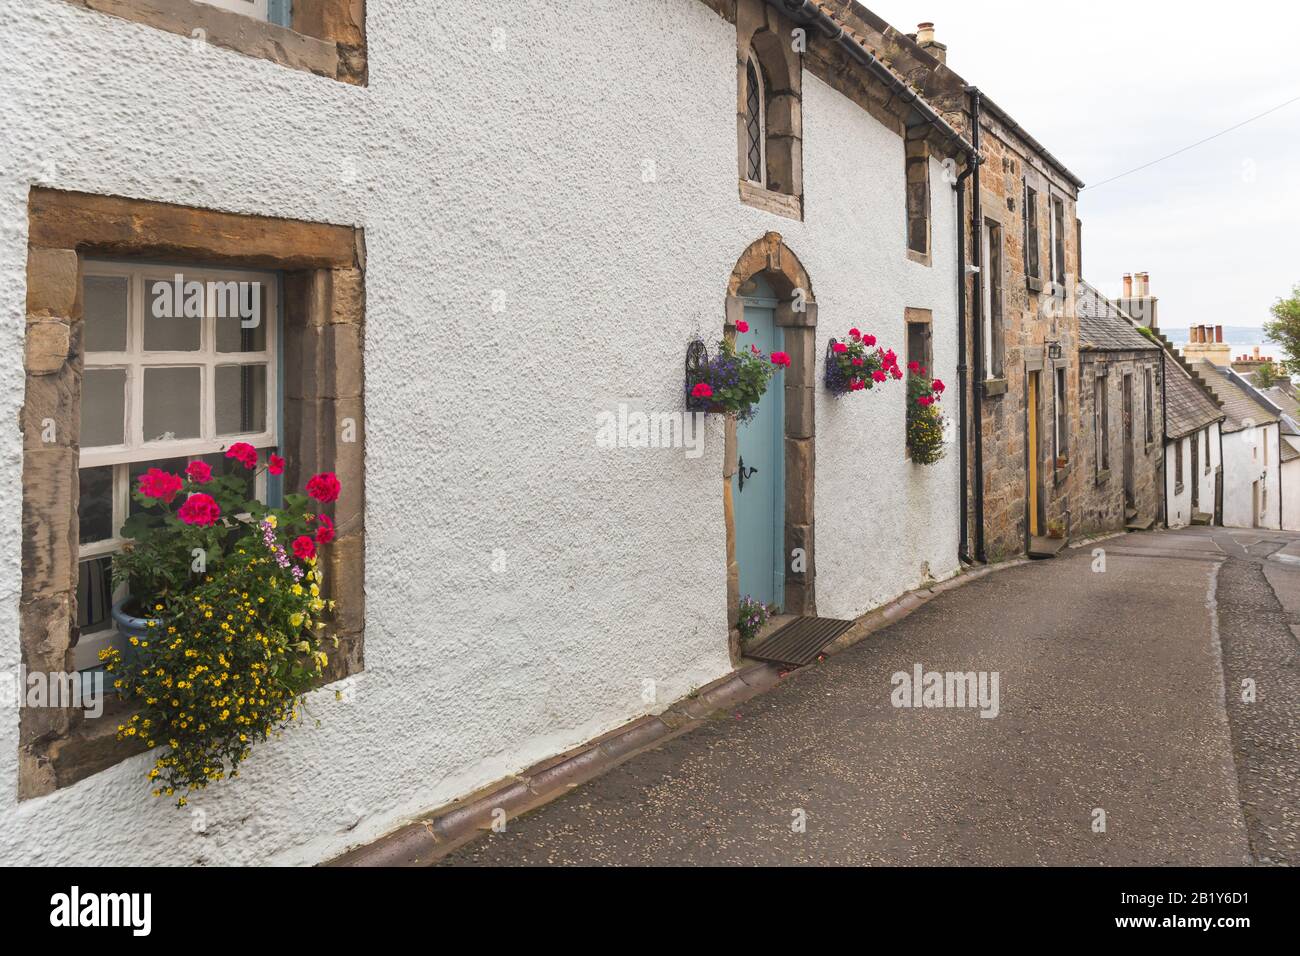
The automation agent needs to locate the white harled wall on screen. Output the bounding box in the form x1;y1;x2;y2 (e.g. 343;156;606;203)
0;0;957;865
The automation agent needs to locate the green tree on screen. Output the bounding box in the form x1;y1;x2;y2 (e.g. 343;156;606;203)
1255;362;1281;388
1263;283;1300;374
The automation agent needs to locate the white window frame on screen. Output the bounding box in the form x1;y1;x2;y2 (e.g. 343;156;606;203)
744;51;767;188
195;0;270;20
76;260;279;670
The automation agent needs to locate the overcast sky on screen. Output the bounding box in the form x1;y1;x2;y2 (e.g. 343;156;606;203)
866;0;1300;331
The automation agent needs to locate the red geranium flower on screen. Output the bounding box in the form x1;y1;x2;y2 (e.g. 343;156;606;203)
184;461;212;485
177;493;221;527
917;395;934;407
138;467;184;504
306;472;341;503
872;369;888;383
932;379;946;393
268;453;285;476
863;334;876;346
832;342;848;354
908;361;921;374
315;514;336;545
225;442;258;470
292;535;316;561
851;357;863;367
890;366;903;380
691;382;713;399
770;351;791;368
735;320;749;333
849;328;861;340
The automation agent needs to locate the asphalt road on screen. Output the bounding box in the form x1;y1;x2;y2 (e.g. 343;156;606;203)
440;527;1297;866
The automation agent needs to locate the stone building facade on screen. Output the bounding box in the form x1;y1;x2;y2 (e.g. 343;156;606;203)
816;10;1087;559
1075;282;1164;535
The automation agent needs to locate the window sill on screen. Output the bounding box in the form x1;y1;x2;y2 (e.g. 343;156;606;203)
739;180;803;221
982;378;1008;397
906;248;932;268
63;0;366;85
1026;276;1044;294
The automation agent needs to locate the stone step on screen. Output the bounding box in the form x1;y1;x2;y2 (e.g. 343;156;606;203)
1191;512;1213;526
1028;535;1066;559
1126;516;1155;531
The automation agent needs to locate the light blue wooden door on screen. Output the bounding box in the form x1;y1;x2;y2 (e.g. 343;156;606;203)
732;279;785;609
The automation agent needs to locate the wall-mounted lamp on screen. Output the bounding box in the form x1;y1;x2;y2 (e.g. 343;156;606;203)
1047;340;1063;361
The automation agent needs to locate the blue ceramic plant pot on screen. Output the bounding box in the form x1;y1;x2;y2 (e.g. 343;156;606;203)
111;598;158;642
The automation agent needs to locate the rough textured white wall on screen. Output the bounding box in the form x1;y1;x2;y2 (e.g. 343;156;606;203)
1165;423;1221;528
0;0;957;865
1221;426;1279;529
1283;458;1300;531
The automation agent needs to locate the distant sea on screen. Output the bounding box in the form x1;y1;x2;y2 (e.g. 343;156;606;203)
1161;326;1274;354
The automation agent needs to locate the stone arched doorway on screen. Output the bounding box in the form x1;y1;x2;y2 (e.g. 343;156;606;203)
723;232;816;661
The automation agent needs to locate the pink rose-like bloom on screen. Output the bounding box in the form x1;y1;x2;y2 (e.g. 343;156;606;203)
851;357;864;367
306;472;341;503
735;320;749;333
268;453;285;476
178;493;221;527
882;349;897;368
770;351;791;368
315;513;336;545
917;395;934;407
138;468;184;504
932;379;946;394
849;328;861;341
184;461;212;485
832;342;848;354
872;369;888;383
863;334;877;346
908;361;921;374
691;382;714;399
225;442;258;470
292;535;316;561
890;366;903;380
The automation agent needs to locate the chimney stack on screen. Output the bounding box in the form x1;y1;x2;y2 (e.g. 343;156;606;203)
1182;322;1232;366
1118;271;1158;328
915;22;947;64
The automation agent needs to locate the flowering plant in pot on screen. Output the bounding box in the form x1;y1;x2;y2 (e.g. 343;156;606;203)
824;327;901;395
102;443;342;806
686;332;788;422
906;367;947;465
737;595;773;644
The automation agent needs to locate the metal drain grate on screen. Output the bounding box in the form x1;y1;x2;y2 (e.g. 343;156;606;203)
745;616;854;667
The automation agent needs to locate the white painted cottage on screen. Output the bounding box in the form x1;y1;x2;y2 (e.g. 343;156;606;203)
1;0;975;864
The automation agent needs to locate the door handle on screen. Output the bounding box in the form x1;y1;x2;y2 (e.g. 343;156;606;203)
738;455;758;492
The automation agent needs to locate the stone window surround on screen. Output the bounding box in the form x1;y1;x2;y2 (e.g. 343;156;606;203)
736;0;804;221
60;0;367;86
904;135;932;266
20;187;365;799
722;232;816;663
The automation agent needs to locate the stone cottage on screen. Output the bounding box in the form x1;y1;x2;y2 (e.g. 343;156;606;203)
1074;281;1163;535
2;0;982;864
823;14;1088;560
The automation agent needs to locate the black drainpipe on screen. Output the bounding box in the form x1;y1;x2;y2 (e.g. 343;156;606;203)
955;161;974;563
969;87;987;562
1160;349;1169;527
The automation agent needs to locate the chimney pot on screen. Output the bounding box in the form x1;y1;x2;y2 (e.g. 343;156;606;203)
914;22;946;63
1215;325;1223;343
1122;273;1133;296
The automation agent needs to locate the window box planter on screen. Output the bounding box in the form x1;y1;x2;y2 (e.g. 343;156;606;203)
906;372;948;465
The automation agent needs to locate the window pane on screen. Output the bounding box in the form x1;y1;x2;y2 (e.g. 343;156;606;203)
144;276;202;351
84;275;128;352
215;364;268;435
82;368;127;447
143;366;201;441
78;466;115;543
77;555;116;635
216;281;269;353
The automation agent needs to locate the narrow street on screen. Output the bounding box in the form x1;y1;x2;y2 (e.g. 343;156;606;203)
440;527;1299;866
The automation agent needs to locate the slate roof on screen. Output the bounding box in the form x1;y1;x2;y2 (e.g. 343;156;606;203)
1189;361;1279;432
1256;383;1300;436
1164;361;1225;440
1076;282;1160;352
1283;436;1300;463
